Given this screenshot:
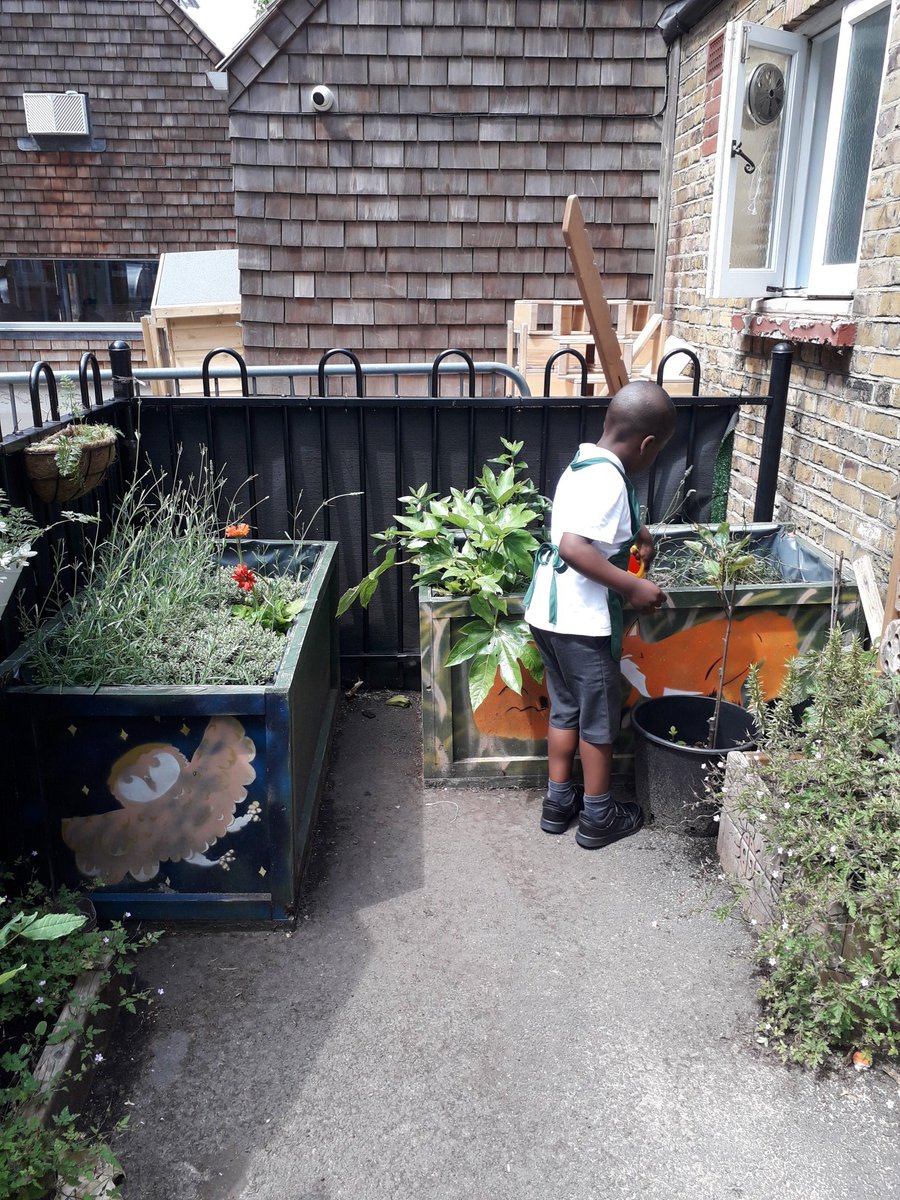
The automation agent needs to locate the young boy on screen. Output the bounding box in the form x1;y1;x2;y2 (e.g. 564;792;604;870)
524;381;676;849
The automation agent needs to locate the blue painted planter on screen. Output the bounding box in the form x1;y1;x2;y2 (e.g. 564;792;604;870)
0;541;339;925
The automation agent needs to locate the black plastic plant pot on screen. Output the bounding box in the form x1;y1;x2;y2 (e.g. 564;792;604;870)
631;695;757;837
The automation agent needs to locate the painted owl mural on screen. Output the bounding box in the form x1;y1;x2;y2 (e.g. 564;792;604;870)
61;716;259;885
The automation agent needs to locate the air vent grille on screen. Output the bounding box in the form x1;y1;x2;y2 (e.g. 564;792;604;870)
22;92;90;136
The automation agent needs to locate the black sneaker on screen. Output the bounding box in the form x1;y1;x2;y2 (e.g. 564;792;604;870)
540;786;585;834
575;801;644;849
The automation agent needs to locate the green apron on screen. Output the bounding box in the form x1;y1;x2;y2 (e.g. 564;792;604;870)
523;449;642;660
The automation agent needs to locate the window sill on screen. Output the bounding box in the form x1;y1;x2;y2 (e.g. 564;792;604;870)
731;298;856;347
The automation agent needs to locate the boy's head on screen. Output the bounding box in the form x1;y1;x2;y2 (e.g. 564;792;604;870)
599;381;676;474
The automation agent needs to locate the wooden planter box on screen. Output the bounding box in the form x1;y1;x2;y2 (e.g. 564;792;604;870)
0;542;339;925
420;526;861;786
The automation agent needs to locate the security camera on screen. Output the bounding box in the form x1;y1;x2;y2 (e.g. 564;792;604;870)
310;85;335;113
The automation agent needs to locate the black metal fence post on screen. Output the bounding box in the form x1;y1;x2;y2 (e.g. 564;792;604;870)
754;340;793;523
108;340;135;401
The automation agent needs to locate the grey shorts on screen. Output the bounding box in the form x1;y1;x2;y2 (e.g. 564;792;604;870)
529;625;622;746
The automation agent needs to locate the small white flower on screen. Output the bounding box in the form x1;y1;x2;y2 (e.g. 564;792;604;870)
750;918;758;926
768;957;777;967
757;813;767;823
814;751;823;760
829;845;838;854
102;935;110;944
787;849;794;857
36;996;44;1005
123;911;132;918
860;978;870;989
781;921;789;931
772;869;781;878
713;814;720;822
157;987;165;995
30;850;38;857
783;802;791;810
39;979;46;987
777;847;784;855
94;1053;104;1064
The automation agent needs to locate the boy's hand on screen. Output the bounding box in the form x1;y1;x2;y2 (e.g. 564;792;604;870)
634;524;656;568
626;575;667;613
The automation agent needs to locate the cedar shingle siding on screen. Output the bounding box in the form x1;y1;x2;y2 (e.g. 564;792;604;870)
228;0;668;365
0;1;233;263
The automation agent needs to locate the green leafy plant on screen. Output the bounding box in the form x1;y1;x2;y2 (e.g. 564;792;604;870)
735;630;900;1067
19;463;315;688
679;522;758;747
50;421;119;480
337;439;549;710
0;490;97;574
0;874;158;1198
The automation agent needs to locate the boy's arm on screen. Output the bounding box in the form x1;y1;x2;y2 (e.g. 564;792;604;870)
558;532;667;613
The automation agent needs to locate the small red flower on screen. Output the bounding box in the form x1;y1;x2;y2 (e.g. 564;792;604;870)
232;564;256;593
225;522;251;539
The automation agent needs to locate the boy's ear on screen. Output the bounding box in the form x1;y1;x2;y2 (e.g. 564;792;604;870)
639;433;656;458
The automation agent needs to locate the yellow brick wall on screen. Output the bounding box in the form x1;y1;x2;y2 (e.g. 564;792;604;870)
665;0;900;583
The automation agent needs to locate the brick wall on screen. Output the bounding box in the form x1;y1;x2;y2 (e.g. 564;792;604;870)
227;0;668;369
665;0;900;583
0;0;234;374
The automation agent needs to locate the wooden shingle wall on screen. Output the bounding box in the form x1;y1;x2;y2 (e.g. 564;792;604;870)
229;0;668;369
0;0;234;262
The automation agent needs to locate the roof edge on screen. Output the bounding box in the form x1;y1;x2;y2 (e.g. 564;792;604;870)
218;0;325;95
657;0;725;44
155;0;223;64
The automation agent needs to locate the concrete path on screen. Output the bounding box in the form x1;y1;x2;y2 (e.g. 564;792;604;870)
89;697;900;1200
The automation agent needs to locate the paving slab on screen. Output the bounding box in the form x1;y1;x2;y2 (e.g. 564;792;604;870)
88;696;900;1200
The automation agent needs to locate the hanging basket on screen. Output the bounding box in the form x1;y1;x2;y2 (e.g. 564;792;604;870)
23;427;118;504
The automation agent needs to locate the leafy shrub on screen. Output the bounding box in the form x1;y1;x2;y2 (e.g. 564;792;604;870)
0;874;158;1198
739;630;900;1067
338;439;549;710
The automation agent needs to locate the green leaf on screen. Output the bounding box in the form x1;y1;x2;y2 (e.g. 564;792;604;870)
518;640;544;684
336;583;362;617
0;964;25;987
385;694;412;707
468;651;500;712
468;593;497;626
19;912;87;941
496;640;523;693
445;620;495;667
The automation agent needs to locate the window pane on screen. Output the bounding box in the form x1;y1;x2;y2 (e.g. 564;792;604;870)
0;259;157;322
796;29;838;285
729;47;791;270
823;4;891;265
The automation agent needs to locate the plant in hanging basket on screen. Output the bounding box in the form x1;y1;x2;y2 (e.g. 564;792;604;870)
23;421;120;504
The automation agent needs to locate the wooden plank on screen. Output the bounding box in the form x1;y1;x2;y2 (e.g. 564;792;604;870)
140;315;169;397
852;555;885;644
630;313;665;372
561;195;629;393
151;301;241;320
883;514;900;638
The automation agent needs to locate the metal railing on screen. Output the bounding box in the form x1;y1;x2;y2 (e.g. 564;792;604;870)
0;340;794;684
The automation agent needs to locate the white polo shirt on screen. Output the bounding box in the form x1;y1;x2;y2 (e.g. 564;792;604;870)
524;445;633;637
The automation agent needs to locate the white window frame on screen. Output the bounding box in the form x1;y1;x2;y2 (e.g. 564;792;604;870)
707;22;807;299
806;0;892;295
707;0;892;301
